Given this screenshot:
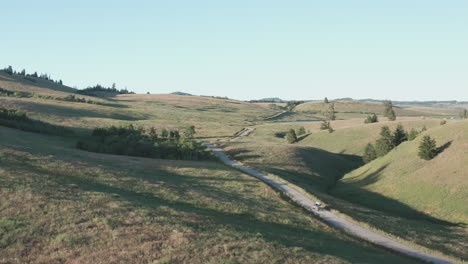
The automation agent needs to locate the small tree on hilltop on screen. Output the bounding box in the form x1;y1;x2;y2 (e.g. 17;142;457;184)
392;124;407;147
4;66;13;75
387;109;396;121
363;143;377;163
364;113;378;123
324;102;336;120
418;135;437;160
324;97;329;104
297;126;306;136
375;126;394;157
383;100;396;121
286;129;297;144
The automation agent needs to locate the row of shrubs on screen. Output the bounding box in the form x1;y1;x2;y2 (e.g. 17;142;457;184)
0;88;99;104
77;125;212;161
0;108;73;136
0;107;211;161
363;124;426;163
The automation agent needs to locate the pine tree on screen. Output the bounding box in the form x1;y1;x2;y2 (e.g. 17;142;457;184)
383;100;396;121
392;124;407;147
297;126;306;136
418;135;437;160
183;125;196;138
286;129;297;143
375;126;394;156
324;97;329;104
324;102;336;120
4;66;13;75
387;109;396;121
161;128;169;138
363;143;377;163
320;120;330;130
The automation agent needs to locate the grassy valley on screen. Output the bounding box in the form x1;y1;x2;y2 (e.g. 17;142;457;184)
1;68;467;263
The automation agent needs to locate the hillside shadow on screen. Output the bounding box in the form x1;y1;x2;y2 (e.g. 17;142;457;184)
332;165;464;227
296;133;310;142
3;100;147;121
0;74;76;94
436;140;452;155
39;169;407;263
227;148;262;161
1;149;408;263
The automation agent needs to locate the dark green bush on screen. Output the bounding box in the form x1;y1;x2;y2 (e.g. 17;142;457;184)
77;125;211;161
0;108;73;136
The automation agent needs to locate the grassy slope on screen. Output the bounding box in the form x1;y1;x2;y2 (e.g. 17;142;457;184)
0;74;277;137
0;126;413;263
222;118;450;191
0;71;78;96
296;100;460;118
221;119;468;259
328;121;468;259
333;120;468;222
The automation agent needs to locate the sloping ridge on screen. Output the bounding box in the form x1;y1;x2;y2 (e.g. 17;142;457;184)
335;121;468;224
204;140;456;264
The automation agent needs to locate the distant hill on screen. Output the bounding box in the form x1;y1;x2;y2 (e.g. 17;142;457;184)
249;97;286;103
171;91;193;96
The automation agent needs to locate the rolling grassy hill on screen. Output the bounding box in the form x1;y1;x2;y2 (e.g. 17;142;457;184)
1;69;466;261
0;72;277;137
295;100;460;119
0;127;414;263
220;118;467;259
0;71;79;96
328;120;468;259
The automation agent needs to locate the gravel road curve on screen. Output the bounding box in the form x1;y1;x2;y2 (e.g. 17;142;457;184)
203;141;455;264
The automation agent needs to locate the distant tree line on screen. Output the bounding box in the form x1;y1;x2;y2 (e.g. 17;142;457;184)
2;65;64;85
77;83;135;97
0;108;73;136
77;124;211;161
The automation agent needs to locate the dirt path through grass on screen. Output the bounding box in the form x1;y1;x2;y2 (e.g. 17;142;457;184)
203;137;456;264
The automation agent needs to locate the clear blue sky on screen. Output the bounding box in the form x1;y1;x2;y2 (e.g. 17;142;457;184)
2;0;467;101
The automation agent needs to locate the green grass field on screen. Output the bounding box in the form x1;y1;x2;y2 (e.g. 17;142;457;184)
1;70;466;262
295;100;461;119
328;121;468;259
220;118;468;259
0;126;416;263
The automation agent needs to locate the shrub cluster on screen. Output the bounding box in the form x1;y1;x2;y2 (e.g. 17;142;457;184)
364;113;378;123
0;108;73;136
363;124;424;163
77;125;212;161
0;88;99;104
